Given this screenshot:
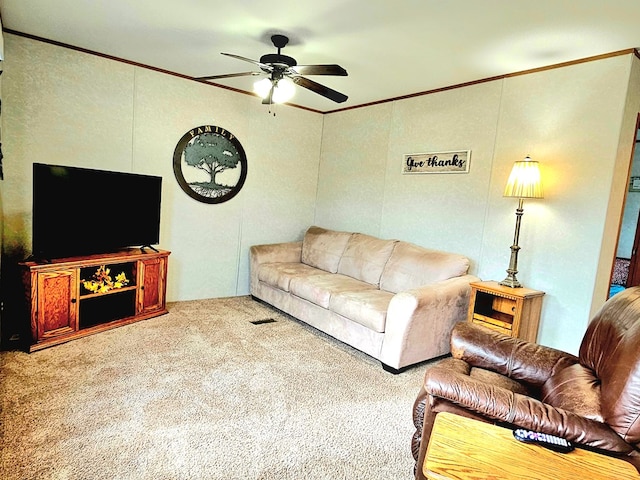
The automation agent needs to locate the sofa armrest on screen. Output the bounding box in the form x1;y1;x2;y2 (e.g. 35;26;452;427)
451;322;579;388
250;241;303;265
425;365;632;453
249;241;302;295
378;274;480;369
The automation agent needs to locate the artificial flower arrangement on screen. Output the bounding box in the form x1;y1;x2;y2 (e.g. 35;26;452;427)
82;265;129;294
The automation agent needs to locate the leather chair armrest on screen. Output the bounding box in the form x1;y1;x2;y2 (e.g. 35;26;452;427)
450;322;579;387
425;366;632;454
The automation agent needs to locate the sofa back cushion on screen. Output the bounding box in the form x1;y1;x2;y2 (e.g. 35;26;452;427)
379;242;469;293
337;233;397;286
301;226;352;273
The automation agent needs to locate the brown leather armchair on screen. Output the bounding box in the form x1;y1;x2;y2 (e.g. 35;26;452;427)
411;286;640;479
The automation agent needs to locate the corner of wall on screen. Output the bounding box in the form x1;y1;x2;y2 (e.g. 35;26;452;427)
591;54;640;318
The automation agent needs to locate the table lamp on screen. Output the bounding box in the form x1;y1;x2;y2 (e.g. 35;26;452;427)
499;156;544;288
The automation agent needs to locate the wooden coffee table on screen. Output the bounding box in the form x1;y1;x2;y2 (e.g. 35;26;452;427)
423;412;640;479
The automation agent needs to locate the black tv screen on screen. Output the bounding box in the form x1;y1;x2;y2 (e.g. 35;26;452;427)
33;163;162;259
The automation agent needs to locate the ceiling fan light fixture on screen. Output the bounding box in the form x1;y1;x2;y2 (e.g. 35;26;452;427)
272;77;295;103
253;77;273;98
253;77;295;104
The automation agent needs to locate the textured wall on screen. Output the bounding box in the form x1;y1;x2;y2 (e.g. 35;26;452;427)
317;54;640;353
0;34;322;308
3;32;640;354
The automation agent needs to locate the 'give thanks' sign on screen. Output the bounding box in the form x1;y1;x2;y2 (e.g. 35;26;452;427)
402;150;470;174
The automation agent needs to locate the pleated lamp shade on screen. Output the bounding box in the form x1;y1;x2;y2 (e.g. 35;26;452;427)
503;156;544;199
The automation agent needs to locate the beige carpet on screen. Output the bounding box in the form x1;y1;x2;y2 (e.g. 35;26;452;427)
0;296;432;479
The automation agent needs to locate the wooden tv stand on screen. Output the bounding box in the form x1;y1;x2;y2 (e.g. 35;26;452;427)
20;248;170;352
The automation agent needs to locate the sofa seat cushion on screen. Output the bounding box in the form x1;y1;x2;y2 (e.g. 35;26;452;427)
337;233;398;286
289;273;376;309
301;226;352;273
329;289;394;332
380;241;470;293
257;262;326;292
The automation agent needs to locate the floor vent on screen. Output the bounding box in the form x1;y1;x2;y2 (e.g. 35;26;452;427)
250;318;277;325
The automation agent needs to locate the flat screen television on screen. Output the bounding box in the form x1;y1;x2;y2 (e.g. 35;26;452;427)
32;163;162;260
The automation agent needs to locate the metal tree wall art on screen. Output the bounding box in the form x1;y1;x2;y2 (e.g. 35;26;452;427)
173;125;247;204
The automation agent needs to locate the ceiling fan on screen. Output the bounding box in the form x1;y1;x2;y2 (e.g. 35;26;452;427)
195;34;348;105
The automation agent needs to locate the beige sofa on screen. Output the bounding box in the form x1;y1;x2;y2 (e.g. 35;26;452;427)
249;226;479;372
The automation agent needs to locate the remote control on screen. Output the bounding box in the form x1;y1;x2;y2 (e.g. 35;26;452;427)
513;429;575;453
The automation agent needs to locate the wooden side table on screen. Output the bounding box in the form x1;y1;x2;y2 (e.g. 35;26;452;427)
424;412;639;480
467;280;544;342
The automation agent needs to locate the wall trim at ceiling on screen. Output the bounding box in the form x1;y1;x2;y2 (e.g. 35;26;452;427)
3;28;638;116
328;48;639;114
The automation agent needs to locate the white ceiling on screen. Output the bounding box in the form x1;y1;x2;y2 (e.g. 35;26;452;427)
1;0;640;113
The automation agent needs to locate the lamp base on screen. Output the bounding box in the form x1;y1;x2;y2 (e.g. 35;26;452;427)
499;274;522;288
500;197;525;289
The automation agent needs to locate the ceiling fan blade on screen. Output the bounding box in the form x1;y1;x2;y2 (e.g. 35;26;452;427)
292;76;348;103
221;52;271;70
291;64;348;76
195;71;261;81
